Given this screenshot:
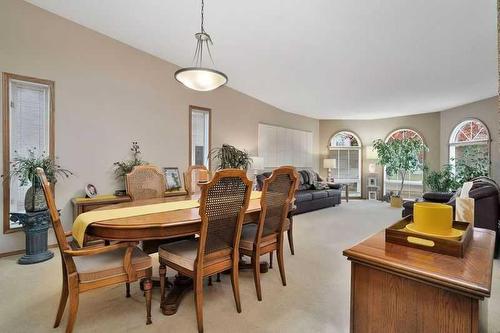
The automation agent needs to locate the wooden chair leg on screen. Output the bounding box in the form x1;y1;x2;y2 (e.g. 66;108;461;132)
143;277;153;325
230;267;242;313
287;219;295;255
54;272;68;328
269;251;273;268
194;274;204;333
277;241;287;286
66;274;79;333
252;254;262;301
216;273;221;282
125;283;131;297
159;263;166;304
208;276;213;286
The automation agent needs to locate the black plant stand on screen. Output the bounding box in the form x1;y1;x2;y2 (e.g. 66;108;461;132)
10;210;54;265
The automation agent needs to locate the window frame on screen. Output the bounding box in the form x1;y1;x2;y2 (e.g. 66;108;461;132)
448;118;491;174
188;105;211;169
2;73;55;234
328;130;363;198
382;128;425;199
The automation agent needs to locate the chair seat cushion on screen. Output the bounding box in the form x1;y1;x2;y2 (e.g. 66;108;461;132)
239;219;288;252
158;239;198;271
74;247;151;283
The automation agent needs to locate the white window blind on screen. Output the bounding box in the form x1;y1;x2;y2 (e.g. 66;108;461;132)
9;80;50;217
190;108;210;167
258;123;313;168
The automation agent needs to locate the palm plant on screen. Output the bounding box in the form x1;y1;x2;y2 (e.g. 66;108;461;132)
209;144;252;170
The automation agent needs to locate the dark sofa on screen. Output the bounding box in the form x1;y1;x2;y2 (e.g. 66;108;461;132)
257;169;342;214
403;177;500;257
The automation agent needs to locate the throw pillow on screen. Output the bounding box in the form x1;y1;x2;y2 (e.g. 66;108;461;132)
312;181;329;190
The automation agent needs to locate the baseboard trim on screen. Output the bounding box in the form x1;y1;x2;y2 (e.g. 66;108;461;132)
0;243;58;258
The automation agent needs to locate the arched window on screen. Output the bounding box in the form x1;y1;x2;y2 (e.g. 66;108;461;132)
449;119;490;173
383;129;425;199
328;131;362;197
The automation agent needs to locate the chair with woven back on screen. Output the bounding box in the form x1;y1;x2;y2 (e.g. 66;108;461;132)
36;168;153;333
158;169;252;333
184;165;210;195
239;166;299;301
125;165;166;201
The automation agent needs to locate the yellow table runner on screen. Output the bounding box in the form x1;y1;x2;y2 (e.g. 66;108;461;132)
73;191;262;247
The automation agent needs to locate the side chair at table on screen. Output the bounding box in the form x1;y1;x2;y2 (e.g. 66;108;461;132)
36;168;153;333
158;169;252;333
184;165;210;195
125;165;166;201
239;166;299;301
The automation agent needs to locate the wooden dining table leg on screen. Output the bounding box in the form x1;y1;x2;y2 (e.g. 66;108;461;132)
161;274;193;316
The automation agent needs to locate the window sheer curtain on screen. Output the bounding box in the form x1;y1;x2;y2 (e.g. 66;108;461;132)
9;80;50;217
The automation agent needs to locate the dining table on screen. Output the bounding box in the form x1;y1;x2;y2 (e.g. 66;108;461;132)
84;193;267;315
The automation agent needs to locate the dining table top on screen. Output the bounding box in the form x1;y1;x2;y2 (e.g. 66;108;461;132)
85;194;263;241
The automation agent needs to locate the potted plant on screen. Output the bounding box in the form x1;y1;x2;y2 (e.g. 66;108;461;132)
3;148;73;212
209;144;253;170
373;138;428;207
113;142;147;192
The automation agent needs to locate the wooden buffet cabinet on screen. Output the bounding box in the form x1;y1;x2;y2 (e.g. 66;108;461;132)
71;190;187;220
343;228;495;333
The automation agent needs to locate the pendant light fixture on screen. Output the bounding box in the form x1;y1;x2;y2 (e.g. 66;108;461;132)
174;0;228;92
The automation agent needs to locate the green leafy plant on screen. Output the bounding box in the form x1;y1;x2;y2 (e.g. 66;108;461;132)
2;148;73;186
423;164;459;192
454;145;489;184
113;142;147;179
209;144;252;170
373;138;428;197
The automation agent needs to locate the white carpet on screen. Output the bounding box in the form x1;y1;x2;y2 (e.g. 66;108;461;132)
0;200;498;332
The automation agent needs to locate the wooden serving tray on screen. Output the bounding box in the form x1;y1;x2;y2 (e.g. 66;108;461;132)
385;215;473;257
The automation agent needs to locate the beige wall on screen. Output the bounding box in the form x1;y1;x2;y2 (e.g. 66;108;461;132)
439;97;499;182
319;113;442;198
0;0;319;253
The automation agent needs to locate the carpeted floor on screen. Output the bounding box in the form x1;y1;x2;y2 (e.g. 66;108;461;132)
0;200;498;332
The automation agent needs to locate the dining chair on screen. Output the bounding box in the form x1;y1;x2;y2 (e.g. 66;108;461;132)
125;165;166;201
183;165;210;195
239;166;298;301
36;168;153;333
158;169;252;333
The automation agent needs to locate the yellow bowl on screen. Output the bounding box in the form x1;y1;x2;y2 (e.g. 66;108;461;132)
411;202;462;238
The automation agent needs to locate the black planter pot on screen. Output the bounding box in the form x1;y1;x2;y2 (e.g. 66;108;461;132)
10;210;53;265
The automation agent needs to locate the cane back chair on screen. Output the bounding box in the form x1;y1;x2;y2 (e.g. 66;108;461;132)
239;166;298;301
36;168;153;333
158;169;252;333
184;165;210;195
125;165;166;201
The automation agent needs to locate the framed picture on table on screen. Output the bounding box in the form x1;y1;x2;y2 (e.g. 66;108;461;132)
368;177;377;187
163;167;182;191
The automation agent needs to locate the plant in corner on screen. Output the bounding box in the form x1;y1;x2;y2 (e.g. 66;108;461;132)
373;138;428;207
209;144;253;170
113;142;147;189
2;148;73;212
423;164;460;193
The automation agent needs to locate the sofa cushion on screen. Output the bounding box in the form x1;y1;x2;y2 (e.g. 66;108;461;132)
311;191;328;200
325;189;340;197
295;192;313;202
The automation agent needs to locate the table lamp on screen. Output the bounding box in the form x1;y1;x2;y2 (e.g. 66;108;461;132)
250;156;264;189
323;158;337;182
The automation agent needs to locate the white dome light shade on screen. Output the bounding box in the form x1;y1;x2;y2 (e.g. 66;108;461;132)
174;67;228;92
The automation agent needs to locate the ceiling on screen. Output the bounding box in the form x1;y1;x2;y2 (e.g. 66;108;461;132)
26;0;498;120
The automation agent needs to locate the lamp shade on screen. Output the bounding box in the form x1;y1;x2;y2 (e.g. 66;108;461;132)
323;158;337;169
366;146;379;160
174;67;228;92
251;156;264;170
368;163;376;173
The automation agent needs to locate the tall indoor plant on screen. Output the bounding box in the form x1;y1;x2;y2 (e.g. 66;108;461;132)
3;148;73;212
209;144;253;170
373;138;428;207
